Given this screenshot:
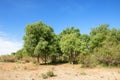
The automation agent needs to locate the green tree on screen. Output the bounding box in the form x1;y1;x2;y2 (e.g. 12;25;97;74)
80;34;90;55
60;27;80;37
34;38;48;63
95;28;120;66
50;35;62;63
60;27;81;64
15;49;23;60
90;24;120;66
23;21;56;63
90;24;109;52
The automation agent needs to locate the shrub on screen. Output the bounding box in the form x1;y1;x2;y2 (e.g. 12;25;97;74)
95;47;120;66
0;55;16;62
15;49;23;60
21;56;31;63
80;72;87;75
79;54;98;68
41;70;55;79
31;58;37;64
47;70;54;77
41;73;48;79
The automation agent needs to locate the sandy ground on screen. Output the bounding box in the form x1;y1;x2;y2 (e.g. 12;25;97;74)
0;62;120;80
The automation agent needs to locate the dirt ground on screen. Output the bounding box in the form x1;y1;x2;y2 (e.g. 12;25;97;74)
0;62;120;80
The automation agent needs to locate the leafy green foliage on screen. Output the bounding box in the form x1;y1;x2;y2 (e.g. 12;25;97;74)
15;49;23;60
20;22;120;67
23;21;56;63
79;54;98;67
90;24;120;66
80;34;90;55
59;27;81;64
90;24;109;51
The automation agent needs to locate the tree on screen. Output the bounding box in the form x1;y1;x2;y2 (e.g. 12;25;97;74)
15;49;23;60
23;21;56;63
59;27;81;64
90;24;120;66
34;38;48;63
80;34;90;55
95;28;120;66
60;27;80;37
50;35;63;63
90;24;109;52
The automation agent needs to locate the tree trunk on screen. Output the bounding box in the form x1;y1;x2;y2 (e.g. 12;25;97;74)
69;53;73;64
71;53;73;64
45;54;47;64
51;55;56;63
37;55;40;63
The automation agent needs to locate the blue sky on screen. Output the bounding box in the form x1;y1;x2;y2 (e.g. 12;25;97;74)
0;0;120;54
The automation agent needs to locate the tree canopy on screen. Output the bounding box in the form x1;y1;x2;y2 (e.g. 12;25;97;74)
19;22;120;66
23;22;56;63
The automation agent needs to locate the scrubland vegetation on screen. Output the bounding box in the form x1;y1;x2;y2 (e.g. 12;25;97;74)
0;21;120;67
0;22;120;80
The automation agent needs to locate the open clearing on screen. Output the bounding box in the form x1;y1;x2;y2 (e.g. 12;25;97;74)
0;62;120;80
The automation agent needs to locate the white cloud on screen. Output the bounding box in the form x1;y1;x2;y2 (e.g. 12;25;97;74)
0;32;23;55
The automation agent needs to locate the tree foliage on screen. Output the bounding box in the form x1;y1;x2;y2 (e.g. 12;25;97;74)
12;22;120;67
23;22;56;63
59;27;81;64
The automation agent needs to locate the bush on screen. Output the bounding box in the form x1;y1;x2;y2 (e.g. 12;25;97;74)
46;70;54;77
41;70;55;79
21;56;32;63
31;58;37;64
0;55;16;62
41;73;48;79
80;72;87;75
79;54;98;68
15;49;23;60
95;47;120;66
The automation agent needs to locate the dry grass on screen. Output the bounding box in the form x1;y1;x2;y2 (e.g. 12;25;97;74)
0;62;120;80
